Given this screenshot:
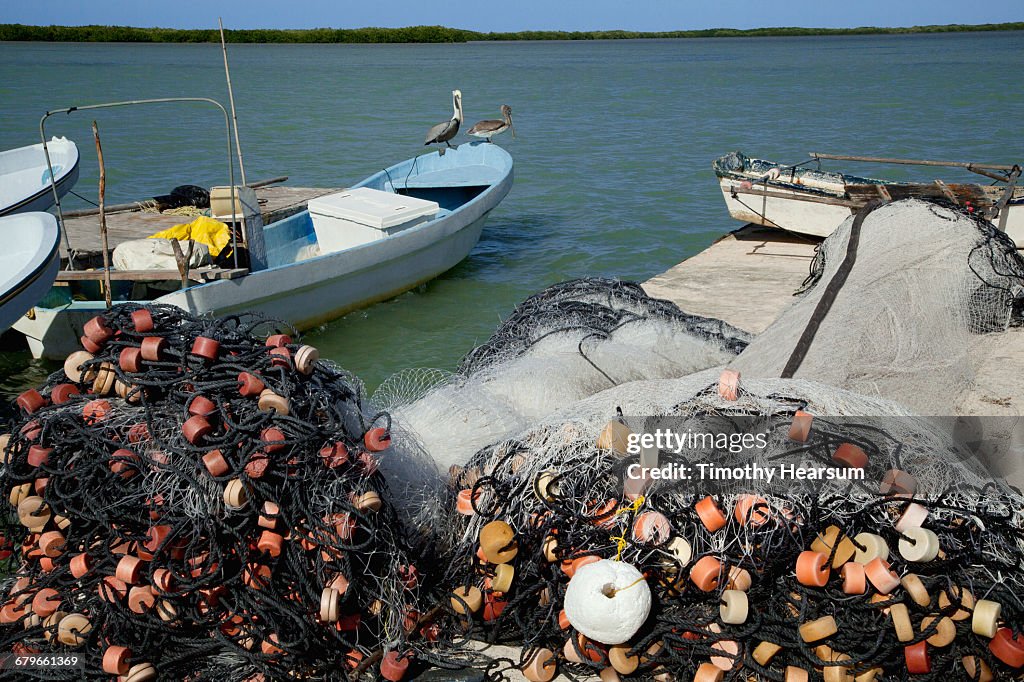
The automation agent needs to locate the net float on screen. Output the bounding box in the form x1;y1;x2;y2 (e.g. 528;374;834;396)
103;645;132;674
190;336;220;361
840;562;866;594
482;592;507;621
895;502;929;532
119;347;143;373
491;563;514;593
318;442;348;468
717;368;741;400
961;656;994;682
319;587;341;623
380;651;411;682
49;383;80;404
131;309;154;332
726;565;752;591
690;555;722;592
694;662;724;682
357;451;378;474
450;585;482;614
564;559;651;645
69;553;92;579
852;532;889;564
695;496;727;532
734;494;770;526
864;557;900;594
243;563;272;590
57;613;91;646
128;585;156;614
632;510;671;544
920;615;956;648
265;334;292;347
38;531;65;558
799;615;838;643
16;389;46;414
533;470;560;502
63;350;96;383
261;427;287;454
237;371;265;397
294;345;319;375
30;588;60;618
98;575;128;603
788;409;813;442
811;525;857;568
92;362;116;395
353;491;382;513
898;526;939;562
710;637;740;670
202;449;229;477
83;316;113;345
121;662;158;682
257;531;283;558
223;479;248;510
456;488;481;515
27;445;52;468
479;520;517;563
188;395;217;417
182;415;212;445
880;469;917;495
720;589;748;624
245;453;269;478
257;389;289;415
116;555;144;584
269;346;291;368
152;568;174;593
796;551;830;587
364;427;391;452
258;501;280;529
752;641;782;666
939;586;975;621
904;640;931;674
521;648;556;682
596;419;631;455
832;443;868;468
972;599;1002;638
989;628;1024;668
80;335;101;354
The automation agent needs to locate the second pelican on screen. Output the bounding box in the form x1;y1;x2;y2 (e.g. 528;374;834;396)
468;105;514;143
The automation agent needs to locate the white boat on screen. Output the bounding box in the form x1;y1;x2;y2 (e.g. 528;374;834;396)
0;138;80;216
14;142;514;359
714;151;1024;247
0;213;61;332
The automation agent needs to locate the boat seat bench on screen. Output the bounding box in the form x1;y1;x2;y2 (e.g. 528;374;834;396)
54;267;248;283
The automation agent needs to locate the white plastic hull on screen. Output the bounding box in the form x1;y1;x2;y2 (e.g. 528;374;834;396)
718;178;1024;246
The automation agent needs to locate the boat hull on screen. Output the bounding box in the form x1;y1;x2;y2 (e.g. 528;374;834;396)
0;212;61;333
0;138;81;216
717;177;1024;246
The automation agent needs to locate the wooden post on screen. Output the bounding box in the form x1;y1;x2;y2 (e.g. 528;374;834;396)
92;121;113;310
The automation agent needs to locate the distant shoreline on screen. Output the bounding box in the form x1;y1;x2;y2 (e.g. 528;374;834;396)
1;22;1022;44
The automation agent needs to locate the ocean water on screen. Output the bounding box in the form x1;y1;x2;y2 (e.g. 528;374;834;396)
0;31;1021;396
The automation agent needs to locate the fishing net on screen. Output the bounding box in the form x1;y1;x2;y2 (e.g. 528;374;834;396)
730;198;1024;416
0;306;437;681
373;279;751;475
433;368;1024;681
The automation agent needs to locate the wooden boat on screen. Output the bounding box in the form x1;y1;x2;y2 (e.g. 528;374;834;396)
0;138;80;216
14;141;513;359
714;151;1023;247
0;213;61;332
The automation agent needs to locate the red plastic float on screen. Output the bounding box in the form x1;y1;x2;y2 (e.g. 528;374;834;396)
990;628;1024;668
380;651;410;682
190;336;219;361
182;415;212;445
238;372;265;397
364;427;391;452
904;641;931;674
119;347;143;373
696;496;728;532
50;383;80;404
83;316;113;344
265;334;292;347
131;309;154;332
16;389;47;414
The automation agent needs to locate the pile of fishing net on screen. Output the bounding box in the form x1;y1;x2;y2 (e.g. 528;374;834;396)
731;199;1024;416
0;306;435;681
433;369;1024;681
374;279;751;475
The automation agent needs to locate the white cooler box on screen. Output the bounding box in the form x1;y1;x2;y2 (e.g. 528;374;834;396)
308;188;439;254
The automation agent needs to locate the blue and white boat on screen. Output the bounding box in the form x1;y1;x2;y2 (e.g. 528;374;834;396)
0;138;80;216
0;212;61;333
14;142;514;359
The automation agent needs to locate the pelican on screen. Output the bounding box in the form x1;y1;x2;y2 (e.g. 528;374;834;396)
467;105;515;143
425;89;463;152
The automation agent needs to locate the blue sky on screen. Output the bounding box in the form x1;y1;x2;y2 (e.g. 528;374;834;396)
3;1;1022;32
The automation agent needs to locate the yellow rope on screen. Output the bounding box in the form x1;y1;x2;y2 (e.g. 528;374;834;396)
609;495;645;560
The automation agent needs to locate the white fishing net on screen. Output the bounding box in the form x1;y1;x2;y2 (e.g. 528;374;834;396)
730;199;1024;416
372;279;751;475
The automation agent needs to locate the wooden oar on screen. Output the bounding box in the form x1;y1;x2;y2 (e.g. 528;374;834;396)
92;121;112;310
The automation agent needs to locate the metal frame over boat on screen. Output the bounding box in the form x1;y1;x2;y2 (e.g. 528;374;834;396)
0;137;80;216
714;151;1023;246
0;212;60;332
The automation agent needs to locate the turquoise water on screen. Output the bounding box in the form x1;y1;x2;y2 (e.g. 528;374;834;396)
1;32;1022;395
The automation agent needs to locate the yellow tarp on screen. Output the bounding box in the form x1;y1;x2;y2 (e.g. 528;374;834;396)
148;216;231;258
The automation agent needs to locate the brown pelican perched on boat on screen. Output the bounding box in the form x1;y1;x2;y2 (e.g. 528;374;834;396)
468;105;515;143
425;89;463;153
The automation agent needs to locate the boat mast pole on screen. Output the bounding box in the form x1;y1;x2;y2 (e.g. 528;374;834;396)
809;152;1015;181
219;18;247;186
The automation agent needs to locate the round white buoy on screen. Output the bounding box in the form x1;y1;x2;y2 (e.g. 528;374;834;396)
563;559;651;645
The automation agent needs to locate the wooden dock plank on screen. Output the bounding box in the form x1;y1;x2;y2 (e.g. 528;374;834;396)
60;186;340;259
55;267;248;283
644;224;818;334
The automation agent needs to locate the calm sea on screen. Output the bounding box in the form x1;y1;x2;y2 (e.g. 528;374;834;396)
0;32;1021;396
